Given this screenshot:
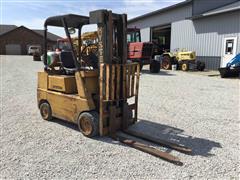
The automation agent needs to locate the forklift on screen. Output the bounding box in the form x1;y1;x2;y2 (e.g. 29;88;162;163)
37;10;191;165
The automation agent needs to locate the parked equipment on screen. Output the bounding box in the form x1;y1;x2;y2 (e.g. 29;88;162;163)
162;49;205;71
37;10;191;165
33;51;41;61
127;28;160;73
127;28;152;68
56;31;98;56
218;53;240;78
28;45;41;55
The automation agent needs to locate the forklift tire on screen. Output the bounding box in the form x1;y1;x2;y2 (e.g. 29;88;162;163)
181;62;189;71
40;102;53;121
78;111;99;138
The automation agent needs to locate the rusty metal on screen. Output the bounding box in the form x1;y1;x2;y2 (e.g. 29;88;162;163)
115;133;183;166
124;129;192;154
80;116;93;136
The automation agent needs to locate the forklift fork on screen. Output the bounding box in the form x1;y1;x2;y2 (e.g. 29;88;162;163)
115;133;183;166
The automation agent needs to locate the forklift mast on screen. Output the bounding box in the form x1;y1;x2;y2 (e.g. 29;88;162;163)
90;10;127;64
90;10;140;136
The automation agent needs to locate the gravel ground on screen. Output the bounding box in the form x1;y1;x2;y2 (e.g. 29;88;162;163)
1;55;239;179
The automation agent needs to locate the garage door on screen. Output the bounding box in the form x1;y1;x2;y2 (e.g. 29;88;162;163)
5;44;21;55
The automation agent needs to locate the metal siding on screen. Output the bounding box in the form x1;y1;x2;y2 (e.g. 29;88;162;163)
237;31;240;54
196;56;221;70
171;11;240;69
140;28;151;42
128;4;192;29
192;0;238;15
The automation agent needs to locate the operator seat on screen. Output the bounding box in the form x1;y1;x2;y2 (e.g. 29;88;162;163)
59;51;77;73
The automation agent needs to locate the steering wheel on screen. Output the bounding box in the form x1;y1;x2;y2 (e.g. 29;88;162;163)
81;44;98;60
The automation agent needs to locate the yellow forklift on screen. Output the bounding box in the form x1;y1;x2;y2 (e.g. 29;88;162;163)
37;10;191;165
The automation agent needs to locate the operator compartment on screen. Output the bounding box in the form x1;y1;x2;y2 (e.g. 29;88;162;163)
48;75;77;94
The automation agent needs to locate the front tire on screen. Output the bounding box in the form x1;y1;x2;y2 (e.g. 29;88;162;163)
181;62;189;71
40;102;53;121
150;60;160;73
78;111;99;137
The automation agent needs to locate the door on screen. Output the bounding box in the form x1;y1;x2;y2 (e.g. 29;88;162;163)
5;44;21;55
221;37;237;67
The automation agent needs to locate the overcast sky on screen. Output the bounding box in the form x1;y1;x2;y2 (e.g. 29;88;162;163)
1;0;184;37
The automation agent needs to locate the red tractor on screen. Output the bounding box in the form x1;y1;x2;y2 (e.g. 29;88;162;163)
127;28;160;73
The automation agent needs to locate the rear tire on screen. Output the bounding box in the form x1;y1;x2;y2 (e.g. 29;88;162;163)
198;62;205;71
78;111;99;138
39;102;53;121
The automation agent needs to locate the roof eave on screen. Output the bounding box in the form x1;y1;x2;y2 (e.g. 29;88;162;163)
188;8;240;20
128;0;192;23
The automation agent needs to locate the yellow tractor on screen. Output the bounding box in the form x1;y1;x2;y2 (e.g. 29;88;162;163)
162;49;205;71
37;10;191;165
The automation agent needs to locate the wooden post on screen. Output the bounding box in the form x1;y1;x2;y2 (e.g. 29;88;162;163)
127;65;131;98
106;64;110;101
111;65;115;100
116;65;120;100
99;63;105;136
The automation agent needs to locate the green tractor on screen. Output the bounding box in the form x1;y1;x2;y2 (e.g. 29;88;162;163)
162;49;205;71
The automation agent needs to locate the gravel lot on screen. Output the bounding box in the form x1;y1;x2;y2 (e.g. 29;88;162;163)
1;55;239;179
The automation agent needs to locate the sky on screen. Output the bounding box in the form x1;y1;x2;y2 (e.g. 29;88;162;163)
1;0;184;37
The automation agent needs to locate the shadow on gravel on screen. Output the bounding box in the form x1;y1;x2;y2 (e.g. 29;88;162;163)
128;119;222;157
50;117;221;157
51;118;79;131
141;69;176;76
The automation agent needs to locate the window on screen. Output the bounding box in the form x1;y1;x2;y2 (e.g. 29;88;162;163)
127;34;132;43
135;32;140;42
127;31;140;43
225;39;234;55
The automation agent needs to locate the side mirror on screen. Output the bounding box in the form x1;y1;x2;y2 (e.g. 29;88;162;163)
68;27;76;34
